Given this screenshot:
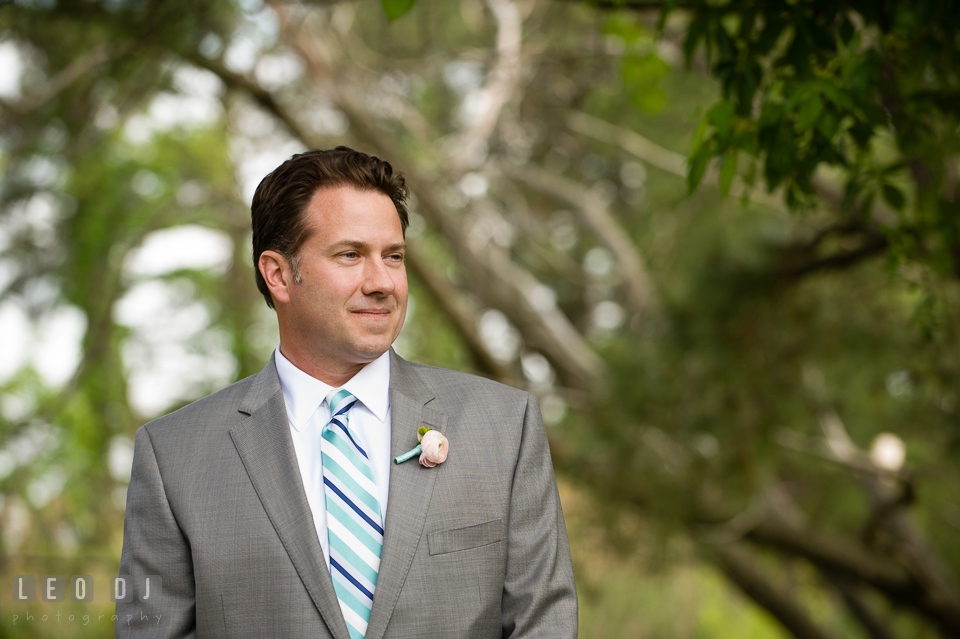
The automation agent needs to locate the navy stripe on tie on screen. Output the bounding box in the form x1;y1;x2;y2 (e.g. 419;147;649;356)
323;476;385;535
331;419;369;458
331;557;375;600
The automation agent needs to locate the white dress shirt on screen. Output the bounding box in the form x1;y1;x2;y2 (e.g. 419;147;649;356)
274;347;393;572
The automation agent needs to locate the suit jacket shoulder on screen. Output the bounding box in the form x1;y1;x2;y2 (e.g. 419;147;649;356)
139;357;279;449
395;357;527;398
390;354;534;441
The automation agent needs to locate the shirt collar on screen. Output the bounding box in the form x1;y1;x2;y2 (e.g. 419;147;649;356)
274;346;391;431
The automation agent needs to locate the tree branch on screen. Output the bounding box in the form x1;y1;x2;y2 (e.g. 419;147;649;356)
709;543;842;639
743;517;913;595
830;576;900;639
184;53;316;147
399;171;607;388
404;241;520;384
742;516;960;635
510;163;660;319
775;418;960;635
780;231;890;280
566;110;785;210
3;44;111;115
448;0;523;171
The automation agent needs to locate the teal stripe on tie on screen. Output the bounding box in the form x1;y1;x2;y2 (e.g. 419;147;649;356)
329;530;379;584
327;499;382;556
321;453;382;515
331;572;373;620
322;428;376;482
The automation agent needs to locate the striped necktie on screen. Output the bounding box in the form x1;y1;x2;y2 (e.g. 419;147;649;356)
321;389;383;639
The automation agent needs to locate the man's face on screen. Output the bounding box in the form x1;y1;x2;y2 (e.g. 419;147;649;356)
283;186;407;371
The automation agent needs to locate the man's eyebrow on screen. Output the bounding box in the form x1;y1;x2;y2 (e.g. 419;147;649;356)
329;240;406;252
330;240;368;251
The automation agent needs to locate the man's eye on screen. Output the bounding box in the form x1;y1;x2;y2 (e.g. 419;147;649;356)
342;252;359;259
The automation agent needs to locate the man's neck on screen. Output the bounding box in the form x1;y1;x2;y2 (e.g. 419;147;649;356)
277;344;374;388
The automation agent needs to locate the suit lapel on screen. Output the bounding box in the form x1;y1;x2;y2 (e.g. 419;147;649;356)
230;357;351;639
364;350;446;639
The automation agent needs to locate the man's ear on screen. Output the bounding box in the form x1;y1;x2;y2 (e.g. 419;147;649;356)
259;250;294;306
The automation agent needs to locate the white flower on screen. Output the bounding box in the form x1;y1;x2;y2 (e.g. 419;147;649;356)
418;430;449;467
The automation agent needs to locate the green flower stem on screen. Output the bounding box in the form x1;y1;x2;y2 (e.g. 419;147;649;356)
394;444;422;465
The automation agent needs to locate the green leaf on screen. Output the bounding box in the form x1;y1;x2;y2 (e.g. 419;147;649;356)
632;85;667;113
880;161;908;175
842;178;861;210
604;15;644;44
687;144;712;193
730;131;758;155
690;113;710;153
654;0;675;31
622;53;669;85
764;134;796;191
882;183;906;211
742;158;757;188
381;0;415;21
707;101;736;139
758;100;785;129
715;21;734;58
860;190;876;219
813;78;853;110
719;151;738;197
683;16;708;64
815;108;840;139
623;53;669;114
785;182;799;208
795;92;823;131
732;61;761;115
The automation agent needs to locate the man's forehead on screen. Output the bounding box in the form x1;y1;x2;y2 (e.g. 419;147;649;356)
305;186;397;215
301;186;402;239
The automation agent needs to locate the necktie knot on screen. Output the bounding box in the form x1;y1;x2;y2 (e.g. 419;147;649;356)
327;389;357;419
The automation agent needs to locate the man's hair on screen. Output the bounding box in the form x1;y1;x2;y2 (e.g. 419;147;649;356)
251;146;410;308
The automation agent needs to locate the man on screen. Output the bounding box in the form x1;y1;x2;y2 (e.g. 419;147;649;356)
116;146;577;638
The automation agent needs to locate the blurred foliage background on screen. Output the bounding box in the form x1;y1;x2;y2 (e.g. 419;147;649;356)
1;0;959;637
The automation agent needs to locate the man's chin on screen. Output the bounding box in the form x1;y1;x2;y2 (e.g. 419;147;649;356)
348;338;395;362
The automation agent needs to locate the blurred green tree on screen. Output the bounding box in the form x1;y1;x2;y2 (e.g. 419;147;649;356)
610;0;960;286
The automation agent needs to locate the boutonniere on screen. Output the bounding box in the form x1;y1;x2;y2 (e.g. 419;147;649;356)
394;426;449;467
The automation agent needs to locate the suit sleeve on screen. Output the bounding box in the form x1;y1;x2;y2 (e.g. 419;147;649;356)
501;394;578;638
116;425;197;638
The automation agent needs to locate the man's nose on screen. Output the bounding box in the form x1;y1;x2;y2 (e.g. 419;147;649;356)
361;257;397;296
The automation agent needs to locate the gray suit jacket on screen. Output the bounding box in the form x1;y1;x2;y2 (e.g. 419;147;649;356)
116;350;577;638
